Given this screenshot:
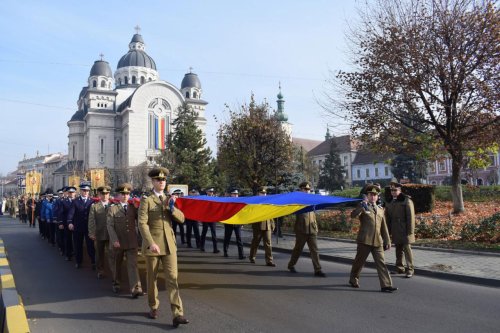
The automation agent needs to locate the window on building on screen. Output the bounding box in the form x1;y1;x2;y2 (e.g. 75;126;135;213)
357;169;361;179
185;91;190;98
72;145;76;159
141;76;145;84
193;91;198;98
92;80;97;88
375;167;379;177
343;155;348;166
384;166;389;176
124;76;128;84
116;140;120;155
489;154;496;166
345;169;349;179
428;162;436;173
100;138;104;154
439;160;446;172
100;80;106;88
148;77;152;81
366;168;370;178
132;76;136;84
118;78;122;86
108;82;111;89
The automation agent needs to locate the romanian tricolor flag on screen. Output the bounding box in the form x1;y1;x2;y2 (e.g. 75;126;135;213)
155;116;166;150
176;192;360;225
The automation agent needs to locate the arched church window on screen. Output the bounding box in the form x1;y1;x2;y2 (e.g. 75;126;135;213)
193;91;198;98
148;77;152;81
125;76;128;85
185;91;190;98
108;82;111;89
118;78;122;86
101;80;106;88
132;76;136;84
141;76;145;84
92;80;97;88
147;98;171;150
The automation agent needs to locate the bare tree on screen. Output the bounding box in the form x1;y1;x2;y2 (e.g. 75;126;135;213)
326;0;499;213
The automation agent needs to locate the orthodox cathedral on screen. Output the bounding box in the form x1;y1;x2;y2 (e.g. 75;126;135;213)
63;29;207;186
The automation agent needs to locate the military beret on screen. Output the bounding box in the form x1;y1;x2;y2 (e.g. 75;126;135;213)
116;183;132;194
299;181;311;190
148;167;169;180
365;184;381;194
97;186;111;193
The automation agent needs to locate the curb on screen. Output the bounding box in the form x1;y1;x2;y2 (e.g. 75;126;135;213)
0;238;31;333
214;228;500;288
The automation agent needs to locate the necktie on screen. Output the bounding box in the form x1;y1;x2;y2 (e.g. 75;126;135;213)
159;195;163;202
123;205;127;213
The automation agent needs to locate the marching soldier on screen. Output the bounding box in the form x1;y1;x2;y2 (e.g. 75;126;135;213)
287;182;326;277
199;188;220;253
89;186;113;279
349;185;397;292
67;184;96;269
223;189;245;259
107;183;143;297
61;187;77;261
138;167;189;328
249;187;276;266
386;182;416;278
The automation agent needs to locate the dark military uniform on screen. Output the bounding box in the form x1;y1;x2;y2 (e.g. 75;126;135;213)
67;186;95;268
386;189;415;276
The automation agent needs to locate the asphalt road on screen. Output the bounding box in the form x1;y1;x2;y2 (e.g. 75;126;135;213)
1;217;499;333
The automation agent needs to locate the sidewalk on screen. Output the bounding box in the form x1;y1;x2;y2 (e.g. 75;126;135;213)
216;225;500;288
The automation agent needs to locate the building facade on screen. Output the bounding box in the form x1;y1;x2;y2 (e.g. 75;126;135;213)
61;30;207;188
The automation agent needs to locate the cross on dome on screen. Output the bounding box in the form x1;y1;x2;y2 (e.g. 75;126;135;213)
135;25;141;34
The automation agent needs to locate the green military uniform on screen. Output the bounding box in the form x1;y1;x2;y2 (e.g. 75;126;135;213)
349;192;393;289
386;190;415;275
249;218;275;265
138;190;186;319
107;201;142;294
89;197;113;277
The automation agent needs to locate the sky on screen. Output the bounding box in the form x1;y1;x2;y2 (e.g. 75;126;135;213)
0;0;363;175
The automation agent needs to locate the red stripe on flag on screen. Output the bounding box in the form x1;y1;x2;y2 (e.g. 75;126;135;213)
176;198;246;222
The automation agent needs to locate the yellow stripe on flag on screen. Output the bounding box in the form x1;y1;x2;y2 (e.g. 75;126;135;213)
221;204;307;224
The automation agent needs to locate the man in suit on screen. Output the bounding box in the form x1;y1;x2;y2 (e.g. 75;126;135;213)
386;182;416;278
249;187;276;266
349;185;397;292
89;186;113;279
199;188;220;253
223;189;246;259
67;184;96;269
107;183;143;297
287;182;326;277
138;167;189;328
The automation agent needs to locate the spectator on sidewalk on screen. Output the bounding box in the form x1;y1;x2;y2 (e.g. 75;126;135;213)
386;181;416;278
287;181;326;277
349;185;397;293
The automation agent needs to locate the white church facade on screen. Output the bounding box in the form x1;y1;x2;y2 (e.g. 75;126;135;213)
59;29;207;188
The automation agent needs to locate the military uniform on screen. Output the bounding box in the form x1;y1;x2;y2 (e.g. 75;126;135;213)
107;199;142;295
249;188;275;265
88;187;113;278
386;186;416;276
138;167;187;323
349;185;394;290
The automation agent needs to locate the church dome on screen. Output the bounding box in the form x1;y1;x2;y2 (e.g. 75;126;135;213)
90;60;112;77
117;33;156;70
181;72;201;89
117;50;156;70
